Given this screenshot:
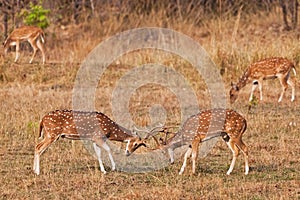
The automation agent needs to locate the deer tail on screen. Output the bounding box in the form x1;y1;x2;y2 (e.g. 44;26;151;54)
241;119;247;134
39;30;45;43
292;65;296;76
38;119;44;139
3;37;9;47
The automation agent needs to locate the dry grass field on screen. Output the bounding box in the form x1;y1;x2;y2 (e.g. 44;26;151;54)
1;4;300;200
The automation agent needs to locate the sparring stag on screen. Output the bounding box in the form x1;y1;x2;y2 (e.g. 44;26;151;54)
147;109;249;175
33;110;152;175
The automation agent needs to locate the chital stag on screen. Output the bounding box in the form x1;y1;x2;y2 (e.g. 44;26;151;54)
230;57;296;103
148;109;249;175
33;110;149;175
3;26;46;64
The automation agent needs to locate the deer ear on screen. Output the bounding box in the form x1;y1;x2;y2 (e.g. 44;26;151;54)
133;132;141;139
131;126;139;136
141;139;147;147
141;143;147;147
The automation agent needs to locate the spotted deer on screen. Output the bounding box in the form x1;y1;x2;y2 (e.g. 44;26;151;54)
147;109;249;175
3;26;46;64
33;110;149;175
230;57;296;104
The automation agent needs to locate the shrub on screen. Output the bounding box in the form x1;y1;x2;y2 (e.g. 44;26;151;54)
20;1;50;29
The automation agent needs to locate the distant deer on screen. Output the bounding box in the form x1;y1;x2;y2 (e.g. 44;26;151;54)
230;57;296;104
3;26;46;64
33;110;152;175
146;109;249;175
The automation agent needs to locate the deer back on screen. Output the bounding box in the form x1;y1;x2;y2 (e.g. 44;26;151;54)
247;57;294;79
41;110;133;141
167;109;246;147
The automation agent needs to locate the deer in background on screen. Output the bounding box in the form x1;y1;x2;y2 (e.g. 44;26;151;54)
33;110;151;175
3;26;46;64
230;57;296;104
147;109;249;175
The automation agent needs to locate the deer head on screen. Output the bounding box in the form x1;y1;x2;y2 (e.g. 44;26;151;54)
124;132;147;156
229;82;239;104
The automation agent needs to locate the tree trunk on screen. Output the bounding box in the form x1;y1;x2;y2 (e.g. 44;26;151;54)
292;0;298;29
74;0;81;24
3;13;8;38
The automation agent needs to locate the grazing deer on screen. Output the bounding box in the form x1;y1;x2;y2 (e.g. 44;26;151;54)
3;26;46;64
147;109;249;175
230;57;296;104
33;110;150;175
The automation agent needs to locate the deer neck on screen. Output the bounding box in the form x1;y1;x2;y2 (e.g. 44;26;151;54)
236;69;251;89
105;123;133;142
166;131;188;150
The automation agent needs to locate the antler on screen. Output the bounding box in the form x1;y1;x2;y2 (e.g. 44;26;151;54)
143;123;165;139
144;126;178;150
131;124;166;148
163;127;178;144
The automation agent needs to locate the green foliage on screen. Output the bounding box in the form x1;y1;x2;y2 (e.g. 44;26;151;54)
248;95;258;113
27;121;39;129
20;1;50;29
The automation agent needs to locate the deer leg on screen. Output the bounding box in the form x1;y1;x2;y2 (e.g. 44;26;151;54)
179;146;192;175
225;141;239;175
92;143;107;174
168;148;175;164
14;41;20;63
101;142;116;171
33;136;58;175
258;81;263;101
191;139;200;174
278;75;288;102
287;77;295;102
37;39;45;64
235;139;249;175
249;81;259;101
29;41;38;64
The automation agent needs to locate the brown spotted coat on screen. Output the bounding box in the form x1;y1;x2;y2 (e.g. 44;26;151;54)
230;57;296;103
165;108;249;175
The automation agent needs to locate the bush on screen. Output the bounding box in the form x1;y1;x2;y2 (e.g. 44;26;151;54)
20;1;50;29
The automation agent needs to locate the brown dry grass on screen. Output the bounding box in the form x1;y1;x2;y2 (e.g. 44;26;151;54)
1;5;300;200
